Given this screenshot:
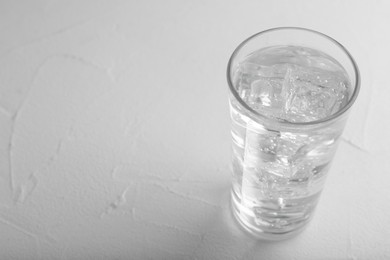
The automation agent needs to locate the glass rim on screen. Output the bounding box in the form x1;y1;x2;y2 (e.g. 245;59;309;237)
226;27;361;127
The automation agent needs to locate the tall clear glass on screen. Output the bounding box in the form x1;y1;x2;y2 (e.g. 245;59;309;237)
227;27;360;240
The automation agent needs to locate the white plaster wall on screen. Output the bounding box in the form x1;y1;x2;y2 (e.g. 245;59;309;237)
0;0;388;259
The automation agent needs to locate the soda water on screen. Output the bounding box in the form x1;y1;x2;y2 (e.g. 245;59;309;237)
230;46;351;238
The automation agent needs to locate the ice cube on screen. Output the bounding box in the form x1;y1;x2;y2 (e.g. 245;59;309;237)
246;76;285;115
239;62;276;77
249;79;273;107
282;67;349;122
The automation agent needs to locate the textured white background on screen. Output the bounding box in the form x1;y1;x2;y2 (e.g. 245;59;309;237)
0;0;388;259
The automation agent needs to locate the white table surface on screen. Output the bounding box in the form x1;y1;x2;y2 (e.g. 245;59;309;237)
0;1;388;259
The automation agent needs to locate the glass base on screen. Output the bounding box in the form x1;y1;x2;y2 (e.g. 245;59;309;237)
230;188;312;241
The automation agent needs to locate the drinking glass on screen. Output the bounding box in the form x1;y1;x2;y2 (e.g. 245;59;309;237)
227;27;360;240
